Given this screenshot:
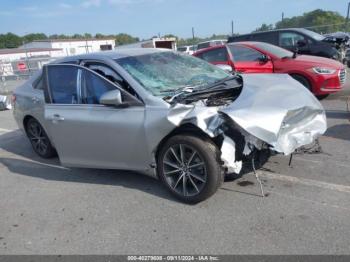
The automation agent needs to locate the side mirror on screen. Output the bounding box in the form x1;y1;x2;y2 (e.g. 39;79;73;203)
216;64;233;73
297;39;307;47
258;55;269;63
99;89;123;106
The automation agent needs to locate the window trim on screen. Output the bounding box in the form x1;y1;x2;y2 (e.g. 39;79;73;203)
43;64;143;107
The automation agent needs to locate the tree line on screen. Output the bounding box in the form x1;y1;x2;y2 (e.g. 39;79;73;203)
254;9;348;34
0;33;140;49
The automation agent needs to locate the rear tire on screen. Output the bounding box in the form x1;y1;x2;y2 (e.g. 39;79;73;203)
25;118;57;158
157;135;223;204
290;74;312;92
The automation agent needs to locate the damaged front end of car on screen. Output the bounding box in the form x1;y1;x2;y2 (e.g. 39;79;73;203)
163;73;327;175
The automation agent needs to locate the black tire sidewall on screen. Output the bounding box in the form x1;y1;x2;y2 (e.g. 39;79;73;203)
26;118;56;158
157;135;223;204
291;74;312;92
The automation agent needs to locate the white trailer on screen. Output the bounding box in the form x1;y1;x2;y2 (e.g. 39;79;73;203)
116;37;177;50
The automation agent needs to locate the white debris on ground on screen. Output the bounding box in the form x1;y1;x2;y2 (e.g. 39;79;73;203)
0;95;12;111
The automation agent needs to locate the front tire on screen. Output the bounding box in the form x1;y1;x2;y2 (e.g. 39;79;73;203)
25;118;56;158
290;74;312;92
157;135;223;204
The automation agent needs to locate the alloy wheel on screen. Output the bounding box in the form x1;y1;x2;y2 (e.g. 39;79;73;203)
27;121;49;156
162;144;207;197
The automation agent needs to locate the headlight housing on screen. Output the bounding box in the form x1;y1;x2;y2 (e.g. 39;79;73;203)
312;67;336;75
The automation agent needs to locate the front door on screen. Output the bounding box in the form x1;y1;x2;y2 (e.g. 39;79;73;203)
42;64;147;170
228;45;274;73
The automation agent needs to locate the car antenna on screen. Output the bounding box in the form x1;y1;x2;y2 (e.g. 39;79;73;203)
251;150;265;197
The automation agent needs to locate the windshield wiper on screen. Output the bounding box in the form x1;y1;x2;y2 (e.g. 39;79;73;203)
200;74;242;90
160;85;197;94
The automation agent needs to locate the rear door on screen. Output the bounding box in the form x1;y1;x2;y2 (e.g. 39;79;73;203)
228;45;273;73
42;64;147;170
196;47;231;67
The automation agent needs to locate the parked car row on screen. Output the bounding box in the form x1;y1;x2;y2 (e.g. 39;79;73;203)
228;28;340;60
193;41;345;97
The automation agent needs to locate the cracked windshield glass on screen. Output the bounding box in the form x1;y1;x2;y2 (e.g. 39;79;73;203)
115;52;229;96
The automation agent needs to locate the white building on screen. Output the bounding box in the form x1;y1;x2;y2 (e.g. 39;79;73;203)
21;38;116;56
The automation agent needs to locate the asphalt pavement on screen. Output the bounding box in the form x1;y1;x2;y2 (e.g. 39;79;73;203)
0;75;350;254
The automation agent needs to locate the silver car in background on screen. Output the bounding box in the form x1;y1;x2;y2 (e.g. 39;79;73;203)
12;48;326;203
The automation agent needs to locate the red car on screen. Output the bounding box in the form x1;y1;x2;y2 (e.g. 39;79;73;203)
193;42;346;96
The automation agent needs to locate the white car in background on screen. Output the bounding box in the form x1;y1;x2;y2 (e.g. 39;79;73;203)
177;45;197;55
197;39;227;51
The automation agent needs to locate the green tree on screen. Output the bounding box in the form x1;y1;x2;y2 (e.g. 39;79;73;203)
23;33;48;44
254;9;347;34
115;33;139;46
254;23;274;32
0;33;22;48
275;9;346;33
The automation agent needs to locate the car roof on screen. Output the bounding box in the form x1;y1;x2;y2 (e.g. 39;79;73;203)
53;48;171;63
197;39;227;44
234;28;311;37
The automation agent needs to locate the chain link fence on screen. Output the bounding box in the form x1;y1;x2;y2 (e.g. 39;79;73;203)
0;56;60;96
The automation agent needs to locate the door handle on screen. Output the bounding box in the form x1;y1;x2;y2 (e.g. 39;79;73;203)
52;114;65;121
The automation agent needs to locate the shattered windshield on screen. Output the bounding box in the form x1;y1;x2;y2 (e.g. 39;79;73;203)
115;51;229;96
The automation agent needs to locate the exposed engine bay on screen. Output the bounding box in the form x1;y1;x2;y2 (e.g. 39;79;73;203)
162;73;327;175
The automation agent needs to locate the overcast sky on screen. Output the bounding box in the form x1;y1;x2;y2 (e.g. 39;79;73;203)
0;0;349;39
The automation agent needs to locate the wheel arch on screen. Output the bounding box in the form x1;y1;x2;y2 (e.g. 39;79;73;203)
289;72;315;92
154;123;222;162
23;115;36;132
22;115;56;148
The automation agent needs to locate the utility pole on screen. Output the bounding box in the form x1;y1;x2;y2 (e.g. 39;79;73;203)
192;27;195;50
346;2;350;31
282;12;284;22
231;20;234;36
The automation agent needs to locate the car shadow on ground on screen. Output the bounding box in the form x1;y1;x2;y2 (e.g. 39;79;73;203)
326;110;350;120
0;130;177;202
324;124;350;141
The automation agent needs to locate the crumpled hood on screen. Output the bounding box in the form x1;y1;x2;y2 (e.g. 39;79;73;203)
219;74;327;155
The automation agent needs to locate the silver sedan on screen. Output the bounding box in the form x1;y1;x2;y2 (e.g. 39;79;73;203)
12;48;326;203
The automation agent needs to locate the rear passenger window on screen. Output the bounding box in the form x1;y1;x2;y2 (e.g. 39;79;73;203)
252;32;277;44
279;32;305;47
47;66;78;104
201;48;228;62
229;45;263;62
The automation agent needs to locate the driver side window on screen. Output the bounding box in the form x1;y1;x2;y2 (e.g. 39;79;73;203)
81;69;117;104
